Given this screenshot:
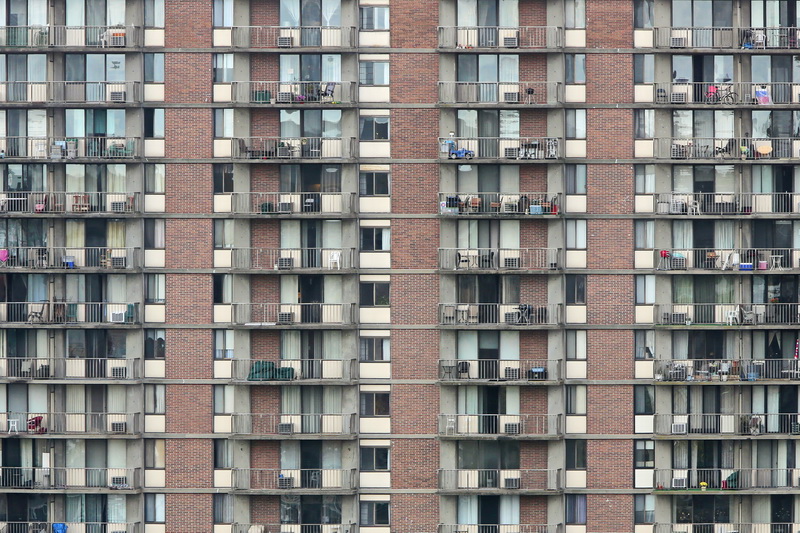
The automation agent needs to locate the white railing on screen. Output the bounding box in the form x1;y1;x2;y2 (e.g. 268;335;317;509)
655;26;800;49
438;248;559;270
232;81;356;104
654;358;800;382
230;192;356;215
231;358;356;381
438;468;561;491
654;413;800;435
655;468;800;490
657;137;798;159
0;524;140;533
0;136;139;159
232;468;356;491
438;359;560;382
233;137;355;160
439;137;561;160
439;525;562;533
439;303;560;326
232;248;355;270
0;357;139;379
438;192;561;215
654;248;796;272
653;81;800;105
0;247;140;270
3;412;139;434
0;25;140;47
656;303;800;326
438;414;561;437
232;524;355;533
654;524;792;533
0;302;139;324
232;26;357;48
233;303;355;326
437;26;563;49
0;81;139;103
0;191;139;213
438;82;561;105
0;466;139;489
231;413;357;436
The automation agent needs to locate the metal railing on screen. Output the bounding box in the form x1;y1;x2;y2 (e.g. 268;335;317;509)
438;359;560;382
0;302;139;324
654;524;793;533
656;303;800;326
0;357;140;379
0;191;139;214
438;469;561;491
653;81;800;105
233;137;355;160
438;192;561;215
232;524;354;533
438;82;561;105
232;248;356;270
0;466;139;489
439;303;561;326
439;137;561;160
0;25;141;47
232;468;356;491
0;136;139;159
655;468;800;490
233;303;355;326
231;358;356;382
0;523;140;533
655;413;800;436
439;525;562;533
651;191;800;216
438;414;561;437
231;26;357;48
653;248;796;272
231;192;356;216
0;247;140;270
437;26;563;49
231;413;357;436
654;26;800;49
0;81;140;103
232;81;356;105
4;412;139;434
656;137;798;160
438;248;559;271
654;358;800;382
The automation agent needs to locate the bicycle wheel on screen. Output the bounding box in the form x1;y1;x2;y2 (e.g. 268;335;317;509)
723;92;737;104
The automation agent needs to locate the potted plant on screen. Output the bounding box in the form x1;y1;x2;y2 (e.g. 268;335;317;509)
699;481;708;491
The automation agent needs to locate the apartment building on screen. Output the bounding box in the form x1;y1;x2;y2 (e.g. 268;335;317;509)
0;0;798;532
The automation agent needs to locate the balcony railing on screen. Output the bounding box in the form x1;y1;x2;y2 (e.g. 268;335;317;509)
438;192;561;216
438;469;561;492
439;248;559;271
232;524;354;533
654;358;800;382
0;247;140;270
0;302;139;324
439;525;562;533
439;359;560;382
232;81;356;105
0;467;139;489
438;82;561;105
232;468;356;491
439;303;560;326
0;523;140;533
654;26;800;49
653;81;800;105
653;248;796;272
0;25;141;48
233;137;355;160
231;192;356;216
439;137;561;160
656;303;800;326
651;192;800;216
0;191;138;214
232;248;355;271
0;81;140;104
654;413;800;436
0;357;140;380
437;26;562;49
0;136;139;159
655;468;800;490
654;524;794;533
657;137;798;160
438;414;561;437
231;413;357;437
4;412;139;435
231;26;357;48
231;358;356;382
233;303;355;326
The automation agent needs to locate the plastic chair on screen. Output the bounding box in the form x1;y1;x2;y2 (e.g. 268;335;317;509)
725;306;740;325
328;250;341;270
0;248;8;267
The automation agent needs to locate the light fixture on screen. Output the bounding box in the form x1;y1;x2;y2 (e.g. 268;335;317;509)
449;131;455;137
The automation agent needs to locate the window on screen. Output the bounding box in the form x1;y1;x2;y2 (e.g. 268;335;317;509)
213;493;233;524
214;109;233;138
145;329;166;359
145;384;165;414
566;439;587;470
214;439;233;469
635;164;655;194
634;440;654;468
565;54;586;84
144;53;165;83
360;61;390;86
360;227;391;251
360;447;390;471
360;501;390;526
213;274;233;304
566;219;587;249
214;385;235;415
214;330;234;359
634;220;654;249
144;109;165;138
359;116;390;141
566;109;586;139
359;172;390;196
566;385;587;415
144;0;165;27
360;282;390;307
213;0;233;27
636;275;655;305
566;274;586;305
634;109;654;139
634;494;655;524
214;164;234;194
635;330;654;359
145;274;166;304
145;164;165;194
360;6;389;30
214;219;234;249
359;337;390;361
566;164;587;195
565;0;586;28
213;54;233;83
360;392;390;416
634;0;654;29
145;219;165;249
145;439;165;469
566;330;587;360
634;54;654;84
145;493;165;523
565;494;587;524
634;385;654;415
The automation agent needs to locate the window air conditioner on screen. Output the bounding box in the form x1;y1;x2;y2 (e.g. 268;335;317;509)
670;93;687;104
277;36;293;48
503;92;520;103
504;257;520;269
504;423;521;435
110;476;127;486
671;423;688;434
277;312;294;324
503;36;519;48
670;37;687;48
503;477;521;489
277;257;294;270
111;367;127;379
278;476;294;489
110;312;126;323
277;423;294;434
109;91;126;102
672;477;687;489
111;422;127;432
111;257;127;268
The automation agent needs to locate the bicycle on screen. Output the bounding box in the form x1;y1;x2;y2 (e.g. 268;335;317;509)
705;84;738;104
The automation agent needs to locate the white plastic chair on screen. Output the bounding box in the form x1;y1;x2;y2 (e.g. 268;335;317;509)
328;250;341;270
725;306;740;325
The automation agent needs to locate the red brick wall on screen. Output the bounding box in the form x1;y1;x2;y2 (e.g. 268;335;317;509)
166;384;212;433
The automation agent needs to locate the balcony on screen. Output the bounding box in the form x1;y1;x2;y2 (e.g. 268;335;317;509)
229;192;355;217
437;26;562;49
0;136;139;160
0;467;139;491
230;413;357;438
438;359;560;384
654;468;800;491
0;302;139;325
231;248;356;271
231;81;356;106
233;137;355;161
439;137;561;161
654;524;793;533
227;358;356;383
0;524;140;533
439;248;559;271
232;303;355;327
654;26;800;49
647;192;800;217
654;358;800;383
230;26;357;49
3;412;139;435
232;524;355;533
438;469;561;493
439;525;562;533
438;82;561;105
652;248;797;272
0;357;140;380
438;192;561;216
655;303;800;326
232;468;356;493
437;414;561;439
656;137;798;160
0;247;140;271
654;413;800;437
0;191;139;215
653;81;800;105
0;25;141;48
0;81;140;104
438;303;561;327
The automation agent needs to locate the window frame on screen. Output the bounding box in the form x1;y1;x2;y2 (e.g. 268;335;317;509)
566;219;587;250
145;493;166;523
360;227;391;251
359;6;390;30
359;116;390;141
214;163;234;194
144;108;165;139
634;494;655;524
634;385;655;415
360;391;391;417
566;439;587;470
359;171;390;196
565;494;587;525
144;329;166;360
565;54;586;84
144;53;165;83
145;439;166;469
360;446;390;471
360;281;390;307
359;61;390;86
566;109;587;140
634;440;655;469
359;337;391;361
145;274;166;304
360;501;390;526
565;164;587;195
566;384;587;415
566;274;586;305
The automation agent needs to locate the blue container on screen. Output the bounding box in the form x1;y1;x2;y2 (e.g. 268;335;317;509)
529;204;543;215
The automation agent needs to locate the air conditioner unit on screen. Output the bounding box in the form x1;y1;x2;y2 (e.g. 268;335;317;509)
670;93;687;103
278;476;294;489
504;257;520;269
505;147;519;159
277;36;293;48
110;476;127;486
504;477;521;489
503;92;520;103
111;367;127;379
277;312;294;324
504;423;521;435
670;37;687;48
111;201;127;212
111;257;127;268
278;201;294;212
109;91;126;102
504;367;521;380
671;423;688;434
110;312;126;323
111;422;127;432
277;92;294;103
277;422;294;434
277;257;294;270
672;477;687;489
503;36;518;48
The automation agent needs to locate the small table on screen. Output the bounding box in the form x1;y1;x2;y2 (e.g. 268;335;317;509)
756;145;773;158
770;255;784;270
441;365;456;380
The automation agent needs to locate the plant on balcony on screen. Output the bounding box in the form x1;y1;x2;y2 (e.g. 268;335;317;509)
699;481;708;491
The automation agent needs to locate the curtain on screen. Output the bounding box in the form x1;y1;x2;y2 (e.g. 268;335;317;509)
673;386;688;414
281;276;299;304
456;0;478;26
281;441;301;468
459;386;479;414
499;495;520;525
107;221;125;248
107;165;126;192
107;440;126;468
280;0;301;26
107;384;126;412
673;331;689;359
107;494;126;523
504;387;519;415
322;221;342;248
282;331;301;359
66;220;85;247
458;331;478;360
715;277;734;304
323;276;342;303
282;386;301;413
673;277;693;303
673;440;689;469
321;0;340;26
720;386;735;414
281;221;301;248
66;438;86;468
106;274;127;303
715;221;735;249
66;384;85;413
672;221;693;249
322;441;341;468
66;495;84;523
321;55;341;83
457;496;478;525
497;0;518;27
499;331;519;360
322;386;341;413
323;331;341;359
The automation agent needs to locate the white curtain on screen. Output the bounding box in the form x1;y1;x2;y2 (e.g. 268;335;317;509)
322;441;341;468
322;386;341;413
499;220;519;249
499;495;520;525
282;386;301;413
321;0;340;26
499;331;519;360
107;494;127;523
107;440;126;468
672;221;693;248
107;384;126;412
66;220;85;247
281;331;301;359
321;55;341;83
107;165;126;192
66;439;86;469
281;441;301;468
458;331;478;360
323;276;342;303
673;332;689;359
457;496;478;525
322;221;342;248
673;440;689;469
66;385;85;413
714;221;735;249
281;276;299;303
106;274;127;303
66;495;84;523
280;0;300;26
673;386;688;414
504;387;519;415
458;386;479;414
720;386;735;414
107;221;125;248
323;331;341;359
281;221;301;248
28;383;47;412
